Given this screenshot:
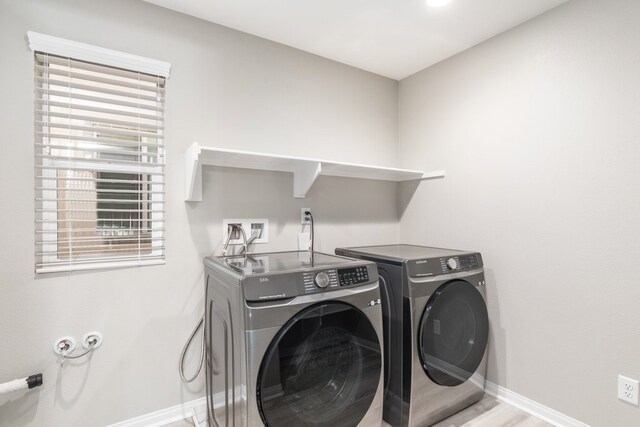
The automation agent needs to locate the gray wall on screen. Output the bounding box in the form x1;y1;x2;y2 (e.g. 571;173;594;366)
3;0;640;426
398;0;640;425
0;0;399;425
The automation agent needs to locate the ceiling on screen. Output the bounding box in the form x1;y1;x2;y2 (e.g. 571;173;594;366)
142;0;568;80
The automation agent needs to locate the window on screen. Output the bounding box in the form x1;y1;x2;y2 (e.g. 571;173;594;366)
30;32;170;273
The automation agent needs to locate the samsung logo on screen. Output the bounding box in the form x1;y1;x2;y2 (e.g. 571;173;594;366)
415;260;428;264
259;277;270;283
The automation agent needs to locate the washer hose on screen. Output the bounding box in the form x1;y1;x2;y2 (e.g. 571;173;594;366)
222;224;248;256
180;313;221;427
180;226;255;416
180;226;252;384
179;314;205;383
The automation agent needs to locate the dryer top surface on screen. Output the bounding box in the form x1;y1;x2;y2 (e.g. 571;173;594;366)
337;244;471;263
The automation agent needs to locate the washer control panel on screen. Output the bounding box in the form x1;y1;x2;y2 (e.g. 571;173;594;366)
241;262;377;301
303;270;339;293
338;266;370;286
314;272;331;288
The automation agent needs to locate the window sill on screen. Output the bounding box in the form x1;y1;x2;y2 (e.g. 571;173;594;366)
36;258;165;274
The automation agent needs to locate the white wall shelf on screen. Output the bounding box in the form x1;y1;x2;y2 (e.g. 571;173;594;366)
184;142;445;201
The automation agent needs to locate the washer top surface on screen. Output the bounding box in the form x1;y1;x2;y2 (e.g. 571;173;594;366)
209;250;360;277
206;251;377;301
339;244;467;262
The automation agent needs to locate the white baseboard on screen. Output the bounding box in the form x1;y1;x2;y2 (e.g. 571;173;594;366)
106;396;207;427
485;381;590;427
107;387;242;427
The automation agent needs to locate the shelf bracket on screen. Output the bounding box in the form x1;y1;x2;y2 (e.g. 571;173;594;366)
293;162;322;198
185;142;203;202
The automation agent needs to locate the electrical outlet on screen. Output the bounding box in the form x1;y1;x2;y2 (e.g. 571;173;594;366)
301;208;311;225
618;375;639;406
223;219;269;245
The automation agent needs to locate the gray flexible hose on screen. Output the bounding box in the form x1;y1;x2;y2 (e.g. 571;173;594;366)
237;230;260;255
180;227;255;425
237;226;248;255
222;224;248;256
221;226;235;256
62;341;97;360
180;225;254;384
179;315;205;383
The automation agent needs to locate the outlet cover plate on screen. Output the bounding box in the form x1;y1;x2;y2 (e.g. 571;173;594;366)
618;375;639;406
301;208;311;225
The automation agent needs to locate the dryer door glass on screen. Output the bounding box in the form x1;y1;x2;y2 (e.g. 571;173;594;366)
257;302;381;427
418;280;488;387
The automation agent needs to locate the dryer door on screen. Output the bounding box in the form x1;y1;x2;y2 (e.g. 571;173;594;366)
418;280;488;387
257;302;381;427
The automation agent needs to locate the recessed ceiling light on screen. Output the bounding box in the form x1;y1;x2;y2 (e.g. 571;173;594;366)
426;0;452;7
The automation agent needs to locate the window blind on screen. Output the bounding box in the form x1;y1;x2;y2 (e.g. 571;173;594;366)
34;52;166;273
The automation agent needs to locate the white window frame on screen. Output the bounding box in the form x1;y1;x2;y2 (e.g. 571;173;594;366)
30;32;170;273
27;32;170;77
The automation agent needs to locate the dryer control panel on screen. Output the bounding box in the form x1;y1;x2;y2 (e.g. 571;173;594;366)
407;253;483;277
439;254;480;272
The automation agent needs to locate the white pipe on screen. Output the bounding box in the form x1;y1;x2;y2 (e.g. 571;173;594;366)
0;378;29;395
0;374;42;396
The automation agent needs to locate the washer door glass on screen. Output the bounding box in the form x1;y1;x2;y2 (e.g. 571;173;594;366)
257;302;381;427
418;280;488;387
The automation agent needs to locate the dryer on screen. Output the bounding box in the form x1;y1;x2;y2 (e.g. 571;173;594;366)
335;245;488;427
204;251;384;427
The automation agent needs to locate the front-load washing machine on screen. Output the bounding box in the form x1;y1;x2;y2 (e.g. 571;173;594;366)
335;245;488;427
204;251;384;426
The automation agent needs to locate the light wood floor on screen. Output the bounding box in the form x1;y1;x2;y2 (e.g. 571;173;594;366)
430;395;552;427
164;395;553;427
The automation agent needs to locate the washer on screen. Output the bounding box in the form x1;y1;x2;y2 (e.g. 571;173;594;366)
335;245;489;427
204;251;384;427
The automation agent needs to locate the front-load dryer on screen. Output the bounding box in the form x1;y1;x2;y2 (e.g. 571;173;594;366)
335;245;488;427
204;251;384;426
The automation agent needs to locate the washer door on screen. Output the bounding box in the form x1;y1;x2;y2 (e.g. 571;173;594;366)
418;280;488;387
257;302;381;427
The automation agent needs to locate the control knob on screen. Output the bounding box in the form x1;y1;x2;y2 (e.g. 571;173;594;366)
446;258;458;270
314;272;330;288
